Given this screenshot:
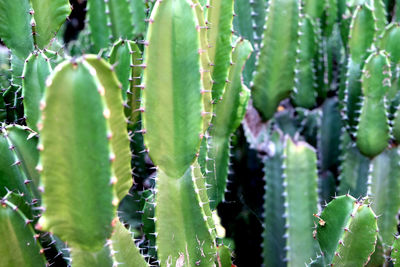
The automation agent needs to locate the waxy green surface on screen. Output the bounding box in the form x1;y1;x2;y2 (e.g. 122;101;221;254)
345;5;375;133
205;38;252;210
283;137;319;266
107;0;134;40
317;195;378;266
252;0;300;120
207;0;234;102
30;0;71;49
155;168;216;267
85;55;132;202
22;52;52;133
369;148;400;246
142;0;203;178
0;200;46;267
39;60;115;251
87;0;112;52
110;220;149;267
262;131;286;267
356;52;390;157
0;0;33;58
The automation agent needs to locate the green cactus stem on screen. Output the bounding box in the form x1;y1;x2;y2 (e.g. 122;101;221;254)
319;98;342;173
0;0;34;59
316;195;378;266
22;52;51;133
262;131;286;267
344;4;375;134
86;0;112;52
233;0;266;85
356;51;391;157
110;220;149;267
129;0;147;37
369;148;400;248
142;0;203;178
37;59;118;251
85;55;132;202
204;38;252;210
0;125;39;202
338;132;370;197
193;1;213;132
30;0;71;49
292;14;318;109
252;0;300;121
107;0;135;41
282;136;319;266
0;196;46;267
207;0;234;102
391;236;400;266
70;246;113;267
155;168;216;266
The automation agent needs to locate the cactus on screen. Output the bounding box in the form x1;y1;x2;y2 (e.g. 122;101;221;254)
292;14;318;109
356;51;391;157
338;132;370;197
203;37;252;210
3;0;400;266
0;125;39;202
343;4;375;135
262;131;286;266
392;236;400;266
0;0;34;59
319;98;342;173
232;0;266;85
207;0;234;102
193;1;213;131
0;193;46;266
252;0;300;121
37;59;118;251
22;52;52;132
86;0;112;52
316;195;378;266
282;137;319;266
0;0;70;86
369;148;400;249
29;0;71;49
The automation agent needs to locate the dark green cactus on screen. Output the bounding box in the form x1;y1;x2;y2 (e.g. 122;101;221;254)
252;0;300;121
356;51;391;157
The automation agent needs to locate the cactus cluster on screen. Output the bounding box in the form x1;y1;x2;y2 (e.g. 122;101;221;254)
2;0;400;266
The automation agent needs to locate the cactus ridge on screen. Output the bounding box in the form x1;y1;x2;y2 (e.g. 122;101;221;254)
202;38;251;210
206;0;235;102
193;0;213;132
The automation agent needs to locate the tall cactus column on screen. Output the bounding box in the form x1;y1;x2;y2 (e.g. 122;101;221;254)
252;0;300;121
141;0;216;265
